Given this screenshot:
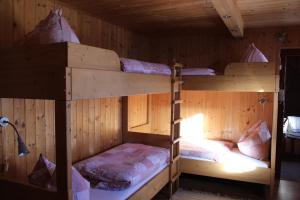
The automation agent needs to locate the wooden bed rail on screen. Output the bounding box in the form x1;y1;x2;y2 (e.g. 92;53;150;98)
124;131;171;149
183;62;279;92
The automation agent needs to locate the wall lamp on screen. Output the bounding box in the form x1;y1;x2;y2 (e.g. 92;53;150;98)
0;116;30;157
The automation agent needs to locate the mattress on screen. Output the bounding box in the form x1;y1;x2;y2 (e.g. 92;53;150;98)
90;163;168;200
181;148;269;169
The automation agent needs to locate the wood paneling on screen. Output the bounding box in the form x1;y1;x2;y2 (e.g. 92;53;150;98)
138;92;274;143
0;0;147;181
59;0;300;32
150;26;300;73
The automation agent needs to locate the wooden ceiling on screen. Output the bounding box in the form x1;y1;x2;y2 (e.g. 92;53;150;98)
60;0;300;35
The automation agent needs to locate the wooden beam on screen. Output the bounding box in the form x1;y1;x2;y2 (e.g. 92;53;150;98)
211;0;244;37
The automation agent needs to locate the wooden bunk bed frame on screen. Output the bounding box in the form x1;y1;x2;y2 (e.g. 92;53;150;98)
0;42;280;199
0;42;180;200
181;62;280;195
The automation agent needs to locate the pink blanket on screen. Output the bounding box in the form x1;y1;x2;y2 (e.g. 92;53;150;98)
121;58;171;75
74;143;169;191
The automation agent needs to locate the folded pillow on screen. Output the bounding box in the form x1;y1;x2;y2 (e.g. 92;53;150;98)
21;9;80;46
48;167;90;194
238;121;271;160
241;43;268;62
28;154;56;187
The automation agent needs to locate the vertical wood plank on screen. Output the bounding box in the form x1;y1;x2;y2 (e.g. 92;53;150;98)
45;100;55;162
25;99;36;174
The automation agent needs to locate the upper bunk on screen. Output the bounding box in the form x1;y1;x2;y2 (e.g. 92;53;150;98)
183;63;279;93
0;42;174;100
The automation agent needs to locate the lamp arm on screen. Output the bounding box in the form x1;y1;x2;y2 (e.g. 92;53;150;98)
5;121;21;138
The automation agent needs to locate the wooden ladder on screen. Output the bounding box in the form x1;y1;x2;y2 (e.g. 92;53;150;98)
169;62;183;198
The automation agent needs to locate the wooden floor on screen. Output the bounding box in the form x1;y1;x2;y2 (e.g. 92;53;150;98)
154;176;300;200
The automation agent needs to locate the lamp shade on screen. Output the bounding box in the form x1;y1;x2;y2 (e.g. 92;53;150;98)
0;116;30;157
17;135;30;157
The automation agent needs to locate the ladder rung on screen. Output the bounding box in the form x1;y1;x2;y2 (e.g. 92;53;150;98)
171;78;184;84
172;118;182;124
171;173;181;183
171;155;181;164
173;63;183;68
171;137;181;145
173;100;183;104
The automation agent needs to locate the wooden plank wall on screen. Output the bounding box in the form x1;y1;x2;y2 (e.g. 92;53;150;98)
130;92;274;144
0;0;151;180
150;26;300;73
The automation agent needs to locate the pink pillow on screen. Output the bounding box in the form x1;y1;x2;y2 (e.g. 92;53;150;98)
241;43;268;62
48;167;90;192
21;9;80;45
238;121;271;160
28;154;56;187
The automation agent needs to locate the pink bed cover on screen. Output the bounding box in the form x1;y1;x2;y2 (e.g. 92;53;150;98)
74;143;169;191
181;140;269;168
121;58;215;76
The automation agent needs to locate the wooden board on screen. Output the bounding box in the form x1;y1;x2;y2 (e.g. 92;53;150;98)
183;75;279;92
181;157;271;185
0;42;120;71
225;63;276;76
124;132;170;149
128;166;169;200
211;0;244;37
71;68;172;99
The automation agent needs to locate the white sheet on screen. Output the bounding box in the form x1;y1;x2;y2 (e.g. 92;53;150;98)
90;163;168;200
181;148;269;169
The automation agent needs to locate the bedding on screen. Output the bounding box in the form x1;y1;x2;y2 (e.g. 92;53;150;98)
237;121;271;160
180;141;270;169
121;58;171;75
241;43;268;62
181;68;216;76
121;57;216;76
74;143;169;191
28;154;56;187
180;139;234;161
21;9;80;46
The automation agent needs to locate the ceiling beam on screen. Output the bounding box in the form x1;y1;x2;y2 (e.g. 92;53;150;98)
210;0;244;37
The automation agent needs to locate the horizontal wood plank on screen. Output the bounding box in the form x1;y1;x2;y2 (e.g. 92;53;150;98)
181;157;271;185
67;43;121;70
124;132;170;149
128;166;169;200
225;63;276;75
0;68;67;100
183;75;279;92
71;68;172;99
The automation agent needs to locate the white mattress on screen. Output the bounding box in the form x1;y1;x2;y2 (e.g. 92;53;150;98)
181;148;270;169
90;163;168;200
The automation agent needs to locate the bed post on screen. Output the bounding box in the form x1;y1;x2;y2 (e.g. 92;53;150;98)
122;96;129;144
270;91;279;198
55;100;72;200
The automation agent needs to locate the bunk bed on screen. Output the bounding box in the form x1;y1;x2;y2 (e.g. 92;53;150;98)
0;42;182;200
180;62;279;191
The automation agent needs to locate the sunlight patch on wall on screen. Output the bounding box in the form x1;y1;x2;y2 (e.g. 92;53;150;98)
181;113;205;142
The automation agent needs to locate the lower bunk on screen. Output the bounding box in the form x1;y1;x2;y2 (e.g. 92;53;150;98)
73;142;170;200
180;140;271;185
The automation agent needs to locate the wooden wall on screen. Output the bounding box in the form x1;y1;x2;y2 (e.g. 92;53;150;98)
150;26;300;72
129;91;274;144
0;0;151;180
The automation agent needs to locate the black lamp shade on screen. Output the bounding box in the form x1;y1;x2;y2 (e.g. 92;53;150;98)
17;135;30;157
